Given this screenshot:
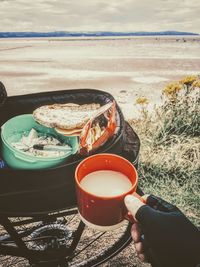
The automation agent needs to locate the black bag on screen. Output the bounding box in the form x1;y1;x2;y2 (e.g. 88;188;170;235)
0;85;140;215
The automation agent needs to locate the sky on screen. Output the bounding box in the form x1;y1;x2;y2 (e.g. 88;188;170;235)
0;0;200;33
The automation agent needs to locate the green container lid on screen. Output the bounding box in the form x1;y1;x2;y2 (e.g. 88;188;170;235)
1;114;79;169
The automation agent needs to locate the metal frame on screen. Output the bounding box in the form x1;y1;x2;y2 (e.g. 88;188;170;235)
0;208;133;266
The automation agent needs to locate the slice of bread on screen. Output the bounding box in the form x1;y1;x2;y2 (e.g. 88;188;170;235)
33;103;101;130
55;127;82;136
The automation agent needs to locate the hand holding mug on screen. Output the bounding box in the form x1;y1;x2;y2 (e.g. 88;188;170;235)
124;194;200;267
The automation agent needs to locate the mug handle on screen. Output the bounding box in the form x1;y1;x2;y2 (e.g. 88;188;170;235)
132;192;147;204
125;192;147;223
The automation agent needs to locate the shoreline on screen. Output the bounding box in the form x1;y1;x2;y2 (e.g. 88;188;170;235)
1;36;199;119
1;35;200;41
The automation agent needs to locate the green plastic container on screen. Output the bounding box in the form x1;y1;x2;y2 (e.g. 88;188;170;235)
1;114;79;170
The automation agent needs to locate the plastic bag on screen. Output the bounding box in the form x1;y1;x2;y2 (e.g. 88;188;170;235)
79;101;117;155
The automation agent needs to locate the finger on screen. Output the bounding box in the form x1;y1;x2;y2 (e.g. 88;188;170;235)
147;194;179;212
135;241;144;254
142;194;150;202
124;195;145;220
138;253;147;262
131;223;142;242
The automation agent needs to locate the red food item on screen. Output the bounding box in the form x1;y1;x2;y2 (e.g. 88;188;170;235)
79;101;117;155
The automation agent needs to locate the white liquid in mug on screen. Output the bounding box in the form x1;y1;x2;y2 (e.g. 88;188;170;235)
80;170;132;197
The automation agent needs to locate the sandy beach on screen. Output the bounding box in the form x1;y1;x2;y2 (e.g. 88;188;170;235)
0;36;200;118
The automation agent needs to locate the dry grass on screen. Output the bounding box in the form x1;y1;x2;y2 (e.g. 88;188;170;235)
129;77;200;226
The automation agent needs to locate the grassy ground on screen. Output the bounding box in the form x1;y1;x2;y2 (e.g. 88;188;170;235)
130;76;200;227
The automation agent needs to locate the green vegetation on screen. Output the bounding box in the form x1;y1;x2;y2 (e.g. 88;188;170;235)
130;76;200;226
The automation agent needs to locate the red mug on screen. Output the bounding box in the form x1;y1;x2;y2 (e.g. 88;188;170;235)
75;153;145;231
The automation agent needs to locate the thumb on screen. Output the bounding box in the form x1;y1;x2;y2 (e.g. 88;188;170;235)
124;195;145;220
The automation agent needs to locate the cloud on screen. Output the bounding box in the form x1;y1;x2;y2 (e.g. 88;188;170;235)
0;0;199;33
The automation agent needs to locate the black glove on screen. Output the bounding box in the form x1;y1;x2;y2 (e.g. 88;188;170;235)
136;195;200;267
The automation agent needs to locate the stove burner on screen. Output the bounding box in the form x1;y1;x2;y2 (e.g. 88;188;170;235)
29;221;72;251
